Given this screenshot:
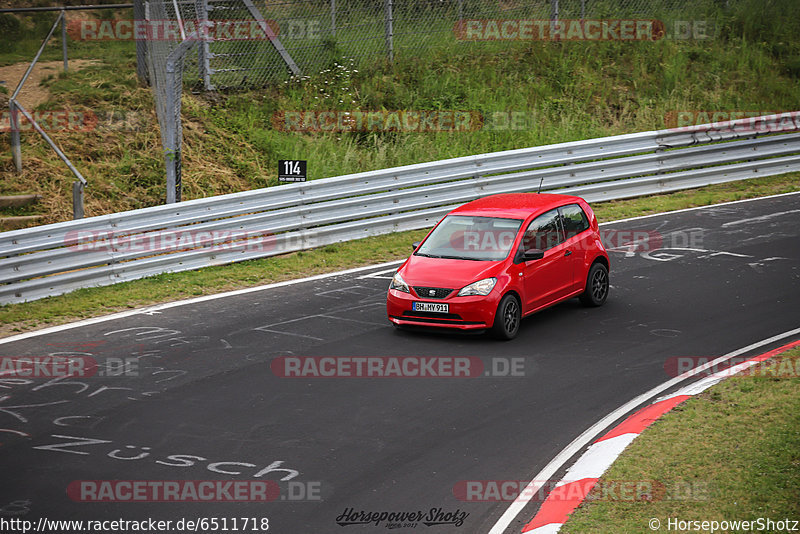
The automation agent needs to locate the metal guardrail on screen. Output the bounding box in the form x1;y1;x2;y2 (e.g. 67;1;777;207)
1;112;799;305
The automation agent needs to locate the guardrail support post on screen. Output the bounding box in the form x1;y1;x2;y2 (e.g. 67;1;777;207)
61;9;68;72
72;181;84;219
9;100;22;172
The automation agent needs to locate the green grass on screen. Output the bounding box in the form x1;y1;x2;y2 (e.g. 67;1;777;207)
0;8;134;67
562;346;800;533
1;172;798;338
0;10;63;65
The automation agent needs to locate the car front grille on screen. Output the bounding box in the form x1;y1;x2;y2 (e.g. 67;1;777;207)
401;310;463;320
412;287;453;299
393;312;484;326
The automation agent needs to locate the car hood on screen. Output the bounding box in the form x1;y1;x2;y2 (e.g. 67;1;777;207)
400;255;502;289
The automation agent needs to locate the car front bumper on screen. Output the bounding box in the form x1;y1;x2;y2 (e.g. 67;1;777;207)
386;289;501;330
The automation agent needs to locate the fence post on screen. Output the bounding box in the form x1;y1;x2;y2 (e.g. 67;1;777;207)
550;0;559;40
457;0;463;22
161;35;198;205
165;149;180;204
196;0;214;90
9;100;22;172
134;0;150;86
330;0;336;36
72;181;84;219
163;82;179;204
164;55;182;204
581;0;585;20
384;0;393;62
61;9;68;72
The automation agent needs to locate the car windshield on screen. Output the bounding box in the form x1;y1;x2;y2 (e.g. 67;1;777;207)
415;215;523;261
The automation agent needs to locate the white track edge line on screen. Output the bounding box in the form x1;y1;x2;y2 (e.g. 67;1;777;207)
0;260;405;345
599;190;800;226
487;326;800;534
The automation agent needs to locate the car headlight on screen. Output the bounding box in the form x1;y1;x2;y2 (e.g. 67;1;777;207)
458;277;497;296
389;272;410;293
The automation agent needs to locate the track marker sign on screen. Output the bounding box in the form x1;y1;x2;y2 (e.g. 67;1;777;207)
279;160;307;182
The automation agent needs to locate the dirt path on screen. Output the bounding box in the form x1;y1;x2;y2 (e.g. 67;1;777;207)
0;59;101;109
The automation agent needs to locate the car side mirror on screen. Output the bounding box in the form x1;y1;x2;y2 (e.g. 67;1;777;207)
520;248;544;262
412;241;421;252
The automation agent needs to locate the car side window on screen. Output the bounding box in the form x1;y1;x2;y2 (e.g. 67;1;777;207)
522;209;565;251
559;204;590;239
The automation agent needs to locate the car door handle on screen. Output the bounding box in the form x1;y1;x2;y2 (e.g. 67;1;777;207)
564;250;572;256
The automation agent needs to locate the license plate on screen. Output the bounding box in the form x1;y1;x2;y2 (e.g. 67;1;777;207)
413;302;449;313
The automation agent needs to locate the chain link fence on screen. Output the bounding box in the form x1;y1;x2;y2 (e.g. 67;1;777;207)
193;0;542;88
186;0;722;89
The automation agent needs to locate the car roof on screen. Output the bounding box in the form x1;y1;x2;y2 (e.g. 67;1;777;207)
448;193;583;218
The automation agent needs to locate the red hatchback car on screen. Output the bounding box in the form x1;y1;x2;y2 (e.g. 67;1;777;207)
386;193;610;339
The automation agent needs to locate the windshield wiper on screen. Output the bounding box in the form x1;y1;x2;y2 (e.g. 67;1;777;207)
415;252;490;261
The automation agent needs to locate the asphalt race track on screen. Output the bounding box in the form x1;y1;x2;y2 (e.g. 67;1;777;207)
1;193;798;533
